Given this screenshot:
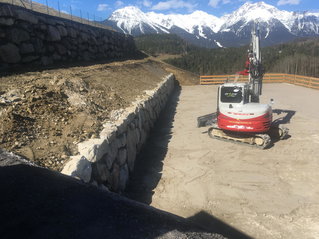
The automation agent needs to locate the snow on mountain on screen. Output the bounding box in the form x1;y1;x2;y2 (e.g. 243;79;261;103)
147;10;222;37
220;2;294;33
104;2;319;48
108;6;169;34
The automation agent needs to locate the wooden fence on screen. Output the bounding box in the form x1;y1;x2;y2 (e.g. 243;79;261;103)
200;73;319;90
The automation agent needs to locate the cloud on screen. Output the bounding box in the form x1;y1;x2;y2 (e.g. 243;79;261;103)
143;0;152;7
151;0;197;11
208;0;230;8
209;0;220;8
97;3;108;11
277;0;300;6
115;1;124;8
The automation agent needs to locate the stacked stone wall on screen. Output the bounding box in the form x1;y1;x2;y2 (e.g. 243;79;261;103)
0;3;136;69
62;74;175;192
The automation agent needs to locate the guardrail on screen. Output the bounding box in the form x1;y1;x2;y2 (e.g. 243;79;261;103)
200;73;319;90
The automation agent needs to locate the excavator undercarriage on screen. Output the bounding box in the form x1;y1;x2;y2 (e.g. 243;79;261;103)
207;123;288;149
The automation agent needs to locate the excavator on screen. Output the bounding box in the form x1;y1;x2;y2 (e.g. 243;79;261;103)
199;25;288;149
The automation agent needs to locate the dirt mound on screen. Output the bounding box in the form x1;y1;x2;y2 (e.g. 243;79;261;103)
0;59;189;171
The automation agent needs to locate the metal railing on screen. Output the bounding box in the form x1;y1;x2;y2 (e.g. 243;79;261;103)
0;0;113;30
200;73;319;90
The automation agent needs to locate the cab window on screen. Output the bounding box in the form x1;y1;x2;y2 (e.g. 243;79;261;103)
220;86;243;103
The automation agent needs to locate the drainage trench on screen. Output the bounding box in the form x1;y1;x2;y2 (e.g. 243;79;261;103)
125;83;181;203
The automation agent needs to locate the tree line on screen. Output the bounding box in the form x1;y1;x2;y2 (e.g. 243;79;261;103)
134;34;319;77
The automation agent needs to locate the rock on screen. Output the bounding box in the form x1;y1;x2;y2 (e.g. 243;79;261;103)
22;55;39;63
117;148;127;166
98;184;109;192
101;153;115;170
0;28;5;38
0;43;21;63
93;160;111;183
0;89;21;103
0;17;14;26
32;38;44;53
67;27;77;38
78;138;112;163
62;156;92;183
15;9;38;24
47;25;61;41
38;24;47;31
57;25;68;37
11;28;30;44
82;51;92;61
20;43;34;54
119;164;129;192
111;163;120;191
100;123;117;142
0;5;13;17
55;44;67;55
41;56;53;66
118;133;127;148
52;53;61;61
126;128;137;172
80;32;89;41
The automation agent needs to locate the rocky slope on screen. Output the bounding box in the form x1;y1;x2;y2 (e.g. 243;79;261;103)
0;58;198;171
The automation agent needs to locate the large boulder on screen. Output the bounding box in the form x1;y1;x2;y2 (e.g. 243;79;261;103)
19;43;34;54
47;25;61;41
11;28;30;44
0;43;21;63
0;17;14;26
61;156;92;183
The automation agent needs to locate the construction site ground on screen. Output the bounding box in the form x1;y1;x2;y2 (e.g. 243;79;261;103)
127;83;319;239
0;58;198;171
1;56;318;238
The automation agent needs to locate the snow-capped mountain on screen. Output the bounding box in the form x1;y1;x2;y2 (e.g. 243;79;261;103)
106;6;170;35
103;2;319;48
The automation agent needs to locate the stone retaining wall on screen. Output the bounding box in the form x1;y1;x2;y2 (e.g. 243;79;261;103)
62;74;175;192
0;3;136;69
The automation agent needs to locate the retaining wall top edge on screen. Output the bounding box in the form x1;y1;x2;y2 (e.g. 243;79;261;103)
107;73;174;127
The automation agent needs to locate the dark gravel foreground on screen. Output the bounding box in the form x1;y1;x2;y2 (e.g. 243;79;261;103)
0;150;227;239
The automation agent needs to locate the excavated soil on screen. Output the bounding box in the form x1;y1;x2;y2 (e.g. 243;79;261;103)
0;58;198;171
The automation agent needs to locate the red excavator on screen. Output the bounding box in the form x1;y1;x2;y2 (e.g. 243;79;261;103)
199;25;288;149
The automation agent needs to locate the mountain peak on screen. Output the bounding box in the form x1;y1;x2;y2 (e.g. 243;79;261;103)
241;1;274;9
221;0;292;31
110;6;144;18
105;2;319;48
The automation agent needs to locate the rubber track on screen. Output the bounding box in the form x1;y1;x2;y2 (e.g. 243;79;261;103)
208;126;272;149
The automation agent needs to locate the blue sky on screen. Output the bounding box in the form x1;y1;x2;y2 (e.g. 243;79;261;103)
33;0;319;20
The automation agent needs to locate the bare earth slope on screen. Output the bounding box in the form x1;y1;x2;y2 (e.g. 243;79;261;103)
0;58;198;171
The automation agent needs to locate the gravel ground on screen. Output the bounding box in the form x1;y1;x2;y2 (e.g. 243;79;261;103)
127;83;319;239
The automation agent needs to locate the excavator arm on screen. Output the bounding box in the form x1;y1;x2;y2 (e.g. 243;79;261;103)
249;24;264;103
